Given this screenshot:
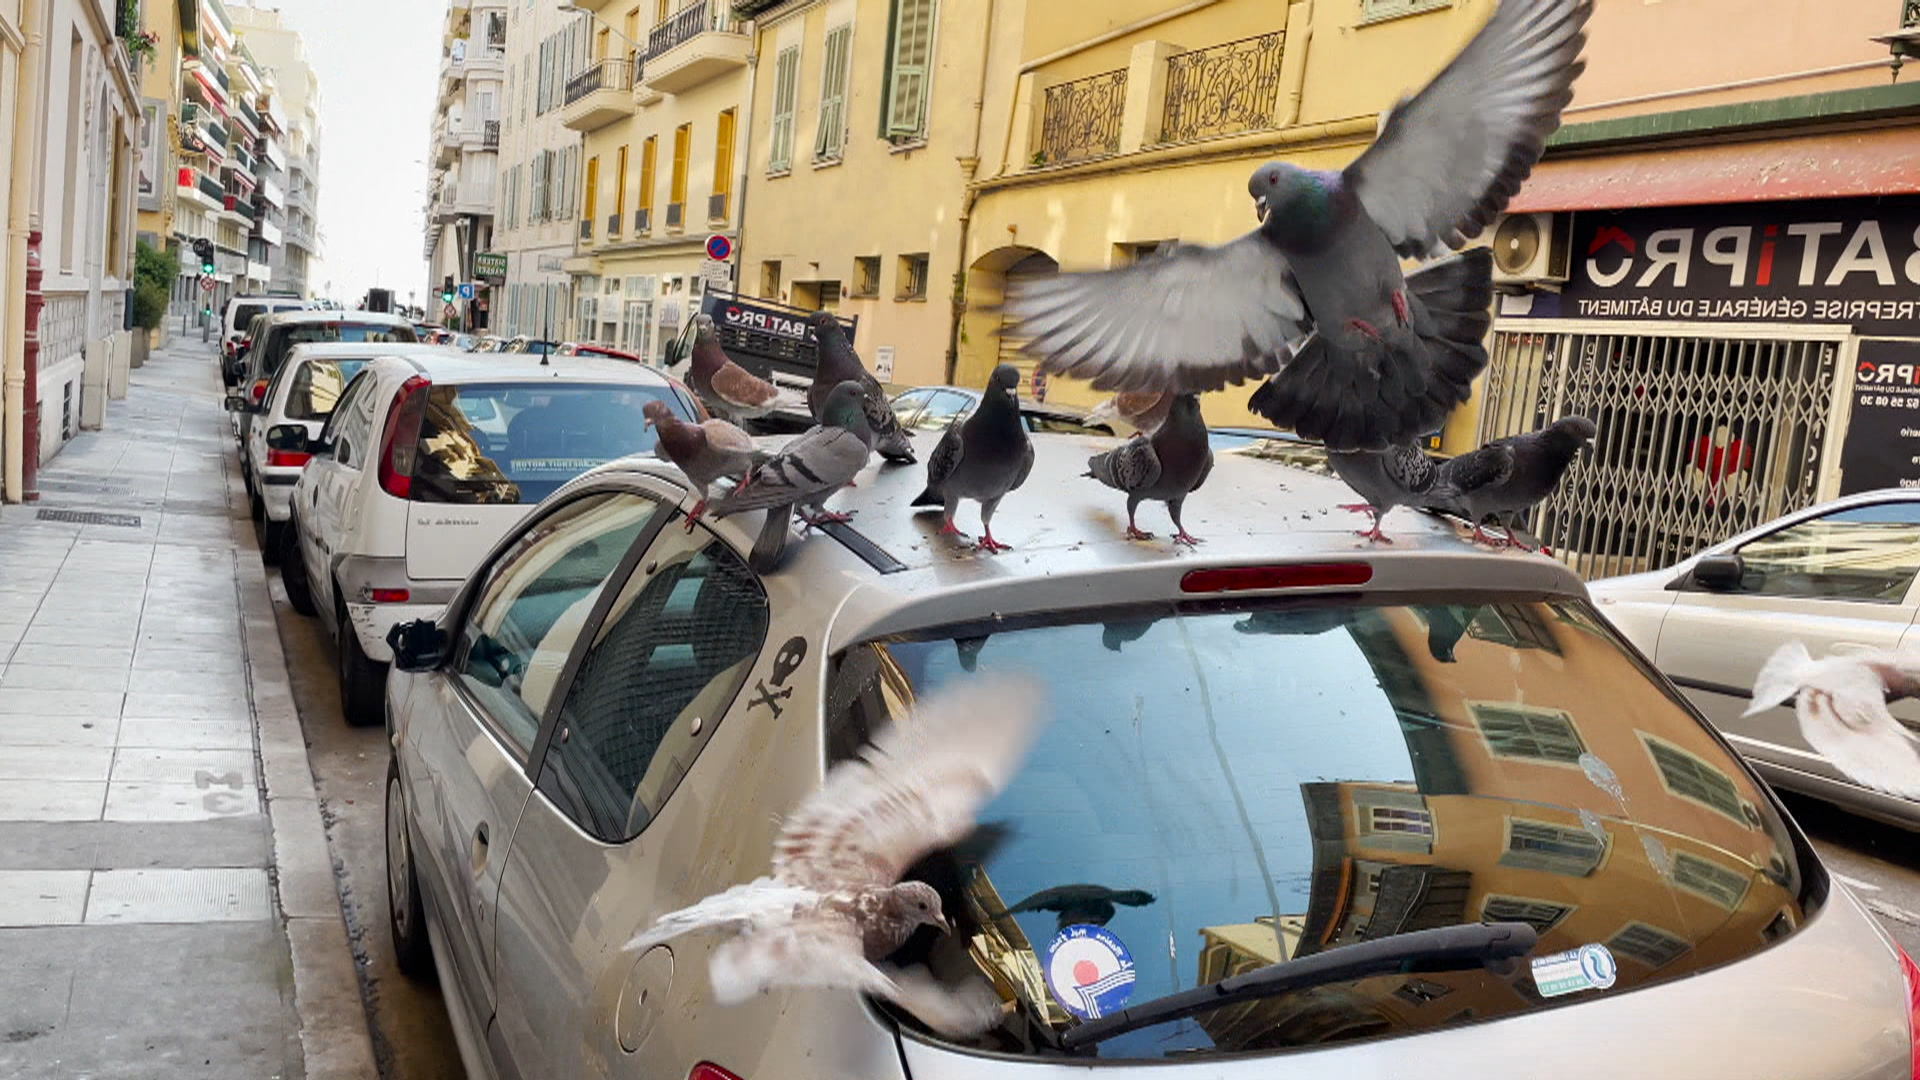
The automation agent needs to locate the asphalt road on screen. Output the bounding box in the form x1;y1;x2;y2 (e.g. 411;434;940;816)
266;565;466;1080
1785;793;1920;959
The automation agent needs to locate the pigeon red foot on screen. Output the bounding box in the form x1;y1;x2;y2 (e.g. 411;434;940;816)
974;531;1011;554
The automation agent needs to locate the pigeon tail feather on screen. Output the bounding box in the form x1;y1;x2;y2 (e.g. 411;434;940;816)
1747;640;1816;717
749;504;794;574
910;487;942;507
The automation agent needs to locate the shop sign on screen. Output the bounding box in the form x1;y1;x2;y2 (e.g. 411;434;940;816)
1840;340;1920;494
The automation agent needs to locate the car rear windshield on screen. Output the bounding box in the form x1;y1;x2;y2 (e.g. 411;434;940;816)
284;359;369;421
262;321;415;378
233;303;269;330
411;381;689;505
826;594;1815;1060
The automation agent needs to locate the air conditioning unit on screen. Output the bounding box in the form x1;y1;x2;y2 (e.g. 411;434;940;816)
1489;212;1573;290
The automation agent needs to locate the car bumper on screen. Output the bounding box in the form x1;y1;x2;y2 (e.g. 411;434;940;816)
344;601;452;664
260;473;298;522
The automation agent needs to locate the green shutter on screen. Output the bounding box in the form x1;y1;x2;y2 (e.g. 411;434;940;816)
769;45;799;172
885;0;934;138
814;25;851;160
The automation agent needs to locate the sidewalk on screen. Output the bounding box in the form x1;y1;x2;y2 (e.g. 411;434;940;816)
0;336;374;1079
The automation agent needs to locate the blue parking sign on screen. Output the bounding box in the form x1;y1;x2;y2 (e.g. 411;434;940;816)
457;282;475;300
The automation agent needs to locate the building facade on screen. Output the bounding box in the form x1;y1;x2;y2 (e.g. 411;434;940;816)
425;0;504;331
229;3;321;298
559;0;751;359
492;0;579;342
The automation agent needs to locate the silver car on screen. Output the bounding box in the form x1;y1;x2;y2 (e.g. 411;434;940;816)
1590;489;1920;830
384;440;1915;1080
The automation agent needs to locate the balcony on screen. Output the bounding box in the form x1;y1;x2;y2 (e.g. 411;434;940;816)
459;119;500;153
286;220;318;252
258;175;286;207
177;166;222;210
255;218;284;247
1035;68;1126;166
179;104;219;156
467;44;506;78
560;58;635;132
1160;33;1285;144
434;182;460;223
641;1;748;95
199;173;225;204
235;99;261;137
482;120;500;149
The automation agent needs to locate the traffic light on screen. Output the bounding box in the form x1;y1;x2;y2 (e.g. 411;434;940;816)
440;275;455;304
192;237;215;275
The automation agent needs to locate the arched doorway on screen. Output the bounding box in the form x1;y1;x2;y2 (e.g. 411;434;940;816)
967;246;1058;397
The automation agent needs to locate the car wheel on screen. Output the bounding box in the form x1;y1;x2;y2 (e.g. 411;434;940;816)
280;522;317;616
250;492;265;522
337;595;387;727
385;754;437;983
259;517;284;567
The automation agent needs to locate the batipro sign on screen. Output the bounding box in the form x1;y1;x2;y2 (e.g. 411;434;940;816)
1539;197;1920;334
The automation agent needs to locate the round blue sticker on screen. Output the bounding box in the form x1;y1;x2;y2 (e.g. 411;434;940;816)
1043;924;1137;1020
1577;943;1618;990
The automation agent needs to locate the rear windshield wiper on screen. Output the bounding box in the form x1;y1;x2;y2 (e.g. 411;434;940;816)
1059;921;1538;1050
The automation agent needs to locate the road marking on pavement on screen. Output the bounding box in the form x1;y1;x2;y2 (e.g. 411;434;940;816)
1865;899;1920;928
1833;872;1883;893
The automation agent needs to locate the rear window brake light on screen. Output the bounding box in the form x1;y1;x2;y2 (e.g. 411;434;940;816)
1181;563;1373;594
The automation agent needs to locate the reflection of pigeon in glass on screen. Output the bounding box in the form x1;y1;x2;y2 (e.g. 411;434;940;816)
1101;619;1157;652
955;635;990;672
1006;885;1156;931
1231;609;1353;637
1418;605;1477;663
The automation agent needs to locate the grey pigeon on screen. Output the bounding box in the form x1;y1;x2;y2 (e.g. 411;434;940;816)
688;314;800;424
1422;416;1594;548
1003;0;1590;452
708;381;874;570
1748;642;1920;799
623;675;1046;1036
1330;442;1513;543
644;399;767;530
806;311;916;464
910;364;1035;552
1084;393;1213;546
1006;884;1155;932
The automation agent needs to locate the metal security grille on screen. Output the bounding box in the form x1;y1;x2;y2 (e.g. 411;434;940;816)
1479;328;1839;579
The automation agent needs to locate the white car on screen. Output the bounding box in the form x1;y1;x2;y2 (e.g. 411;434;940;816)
278;350;703;725
222;294;307;378
1588;489;1920;829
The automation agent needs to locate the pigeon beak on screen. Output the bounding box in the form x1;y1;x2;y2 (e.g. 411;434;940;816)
1254;195;1269;224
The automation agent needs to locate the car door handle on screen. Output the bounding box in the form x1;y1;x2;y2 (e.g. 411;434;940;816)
470;822;490;876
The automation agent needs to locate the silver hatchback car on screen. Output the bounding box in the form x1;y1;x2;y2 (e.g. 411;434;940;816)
383;438;1917;1080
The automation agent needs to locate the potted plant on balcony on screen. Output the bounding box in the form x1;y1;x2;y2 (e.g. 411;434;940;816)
125;29;158;68
130;239;174;364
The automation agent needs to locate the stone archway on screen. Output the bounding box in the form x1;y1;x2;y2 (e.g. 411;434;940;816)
959;245;1058;391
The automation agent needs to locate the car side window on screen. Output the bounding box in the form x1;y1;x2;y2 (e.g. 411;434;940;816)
1727;502;1920;603
915;390;973;430
537;527;770;842
450;492;666;755
322;373;376;469
890;389;932;425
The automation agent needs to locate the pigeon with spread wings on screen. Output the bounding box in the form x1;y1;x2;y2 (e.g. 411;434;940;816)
1747;641;1920;800
1003;0;1590;452
624;676;1047;1036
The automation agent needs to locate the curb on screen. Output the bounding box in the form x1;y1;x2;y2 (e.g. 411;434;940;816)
229;462;381;1079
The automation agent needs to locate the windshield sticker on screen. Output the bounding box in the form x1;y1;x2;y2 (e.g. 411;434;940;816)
508;457;615;475
1044;924;1138;1020
1530;943;1618;999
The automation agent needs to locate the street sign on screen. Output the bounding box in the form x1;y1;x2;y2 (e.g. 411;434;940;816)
537;255;565;273
700;259;732;290
705;234;732;261
199;277;217;292
873;345;895;382
473;251;508;278
442;302;457;321
457;282;475;300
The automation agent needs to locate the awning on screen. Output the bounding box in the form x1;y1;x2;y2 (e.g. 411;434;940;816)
1508;127;1920;213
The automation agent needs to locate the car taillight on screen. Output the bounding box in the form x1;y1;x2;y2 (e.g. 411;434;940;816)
366;587;410;604
266;449;312;468
249;379;269;405
1898;946;1920;1079
1180;562;1373;593
688;1066;743;1080
377;375;431;500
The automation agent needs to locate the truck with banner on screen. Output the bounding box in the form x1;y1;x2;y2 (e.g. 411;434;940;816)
662;289;858;433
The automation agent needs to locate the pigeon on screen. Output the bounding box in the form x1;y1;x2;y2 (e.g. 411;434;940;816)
1087;390;1172;436
806;311;916;464
687;313;798;424
1002;0;1590;452
1005;884;1155;932
1747;641;1920;799
911;364;1035;553
1083;392;1213;546
623;674;1047;1036
1330;441;1513;543
1421;416;1594;548
708;381;874;569
643;399;766;531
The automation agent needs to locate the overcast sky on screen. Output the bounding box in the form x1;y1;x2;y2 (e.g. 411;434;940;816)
240;0;439;306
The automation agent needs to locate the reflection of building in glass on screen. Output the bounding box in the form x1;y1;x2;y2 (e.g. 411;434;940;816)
964;866;1068;1027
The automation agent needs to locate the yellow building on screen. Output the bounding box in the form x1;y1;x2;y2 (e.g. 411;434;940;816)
561;0;751;359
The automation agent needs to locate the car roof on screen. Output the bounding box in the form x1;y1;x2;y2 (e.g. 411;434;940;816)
264;309;413;328
368;350;682;387
286;342;465;362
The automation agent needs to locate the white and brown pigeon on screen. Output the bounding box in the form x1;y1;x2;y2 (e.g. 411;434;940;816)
1003;0;1591;452
623;674;1046;1036
806;311;916;464
1084;392;1213;546
687;313;797;425
912;364;1035;553
1087;390;1173;436
643;399;766;531
1748;641;1920;799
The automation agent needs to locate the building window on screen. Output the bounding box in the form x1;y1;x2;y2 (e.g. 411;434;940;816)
1640;734;1751;823
668;123;690;230
895;252;929;300
610;146;627;236
635;136;656;233
768;45;799;174
1351;787;1433;854
1606;921;1690;970
815;24;852;161
852;256;880;298
583;154;599;236
1480;895;1575;934
1361;0;1452;22
1498;818;1607;877
881;0;936;142
761;260;781;300
711;108;735;222
1472;703;1585;765
1670;851;1752;911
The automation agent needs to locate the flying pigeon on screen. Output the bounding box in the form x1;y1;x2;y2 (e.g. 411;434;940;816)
1748;641;1920;799
1420;416;1594;548
1087;390;1173;436
687;313;799;424
806;311;916;464
624;674;1047;1036
1003;0;1590;452
1084;392;1213;545
1006;884;1155;932
708;381;874;569
911;364;1035;552
1330;442;1513;543
644;399;767;530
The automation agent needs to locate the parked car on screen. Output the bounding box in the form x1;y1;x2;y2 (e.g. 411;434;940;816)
1588;489;1920;830
278;351;700;725
232;311;419;476
558;341;642;362
380;433;1904;1080
227;342;464;561
468;336;506;353
889;384;1119;438
502;336;560;355
222;295;307;385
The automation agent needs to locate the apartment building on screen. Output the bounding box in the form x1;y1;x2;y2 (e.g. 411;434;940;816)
493;0;580;340
230;3;322;297
425;0;506;331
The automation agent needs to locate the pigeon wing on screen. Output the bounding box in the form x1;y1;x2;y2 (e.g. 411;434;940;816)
924;417;965;493
1345;0;1592;257
709;923;1004;1036
772;675;1045;892
708;427;870;516
624;878;819;954
1003;232;1307;394
700;418;759;456
1794;660;1920;800
1087;437;1161;494
710;360;783;412
1383;444;1438;494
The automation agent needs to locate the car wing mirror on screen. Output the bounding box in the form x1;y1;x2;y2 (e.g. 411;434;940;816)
265;424;310;453
387;619;449;673
1690;553;1748;592
223;393;254;414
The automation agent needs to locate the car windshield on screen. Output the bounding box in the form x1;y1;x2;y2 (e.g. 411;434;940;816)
264;321;415;378
233;303;269;329
410;381;689;504
826;594;1814;1060
284;359;369;421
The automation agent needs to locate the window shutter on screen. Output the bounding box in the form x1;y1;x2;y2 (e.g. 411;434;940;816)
769;46;798;173
885;0;934;138
813;26;850;160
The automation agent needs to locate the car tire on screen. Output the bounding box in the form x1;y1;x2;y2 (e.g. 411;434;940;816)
337;596;387;727
385;754;437;984
280;522;317;616
259;517;284;567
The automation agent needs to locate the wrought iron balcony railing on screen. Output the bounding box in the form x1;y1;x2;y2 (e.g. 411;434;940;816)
1161;32;1285;145
483;120;500;148
646;0;724;60
565;58;634;106
1036;68;1127;166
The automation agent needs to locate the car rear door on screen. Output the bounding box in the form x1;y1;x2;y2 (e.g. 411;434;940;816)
1652;500;1920;786
302;370;382;621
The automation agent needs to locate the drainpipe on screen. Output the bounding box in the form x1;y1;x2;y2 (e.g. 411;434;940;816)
1279;0;1314;127
4;0;44;502
944;0;997;385
729;26;756;299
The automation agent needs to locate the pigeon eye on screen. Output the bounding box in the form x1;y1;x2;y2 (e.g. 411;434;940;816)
1267;171;1278;184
